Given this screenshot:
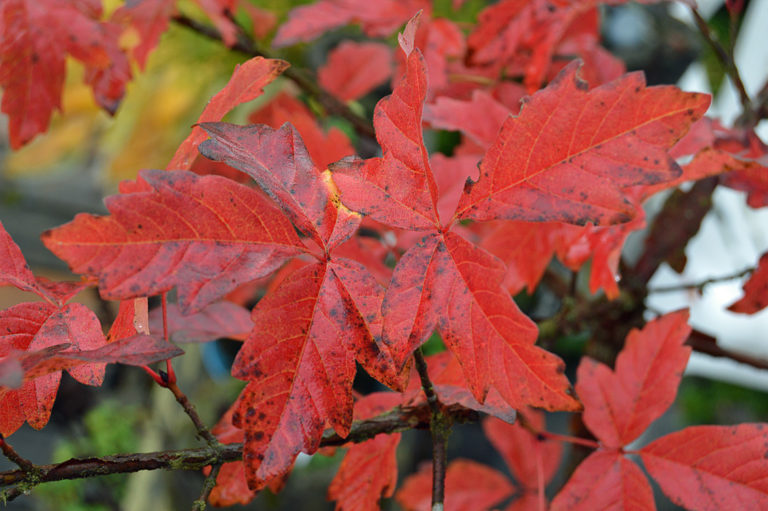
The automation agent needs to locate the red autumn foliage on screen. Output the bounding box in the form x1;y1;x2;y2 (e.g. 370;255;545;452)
2;1;768;510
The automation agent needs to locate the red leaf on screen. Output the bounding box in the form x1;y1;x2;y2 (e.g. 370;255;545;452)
332;17;441;231
328;392;402;511
318;41;393;102
167;57;288;171
0;221;38;295
7;334;182;383
0;301;164;435
206;405;254;506
483;411;562;490
248;92;355;169
42;169;304;313
424;90;512;148
111;0;175;69
199;122;362;251
480;220;585;295
0;0;124;148
231;260;393;489
576;310;692;448
148;300;252;343
383;233;577;410
431;154;480;225
640;424;768;510
192;0;238;47
455;62;710;226
396;459;515;511
273;0;428;46
729;253;768;314
550;450;654;511
722;165;768;208
1;221;92;305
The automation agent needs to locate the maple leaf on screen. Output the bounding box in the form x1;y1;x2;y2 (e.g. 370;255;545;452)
483;411;562;492
42;169;305;313
639;424;768;510
552;309;768;509
0;220;39;295
273;0;429;47
199;122;361;251
479;220;585;295
396;459;515;511
332;15;578;411
455;61;709;226
205;403;287;506
0;298;178;436
111;0;176;69
391;16;465;98
230;260;389;489
576;310;692;448
318;41;393;102
423;89;513;148
0;0;129;148
248;92;355;169
332;20;441;231
327;392;402;511
148;301;253;343
167;56;289;171
192;0;238;47
729;252;768;314
1;221;93;306
550;450;654;511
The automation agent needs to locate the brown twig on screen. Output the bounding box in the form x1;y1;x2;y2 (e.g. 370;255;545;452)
0;436;35;473
414;349;450;511
0;402;476;489
192;463;221;511
166;380;221;449
170;14;376;140
685;329;768;371
648;266;753;294
690;7;751;112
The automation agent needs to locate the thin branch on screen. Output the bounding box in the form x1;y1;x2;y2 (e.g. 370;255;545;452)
648;267;753;294
690;7;751;112
0;402;476;489
192;463;221;511
414;349;450;511
170;14;376;140
166;381;221;449
413;349;440;416
686;329;768;371
0;436;35;474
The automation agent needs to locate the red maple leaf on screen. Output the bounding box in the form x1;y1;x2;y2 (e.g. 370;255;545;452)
0;223;181;436
318;41;393;102
42;170;305;313
197;109;404;490
167;56;289;171
0;0;130;148
729;252;768;314
327;392;402;511
454;61;709;225
396;459;515;511
553;309;768;508
248;92;355;170
111;0;176;69
273;0;429;47
332;14;580;412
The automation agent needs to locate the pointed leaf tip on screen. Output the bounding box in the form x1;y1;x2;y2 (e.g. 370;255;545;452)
398;11;422;57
